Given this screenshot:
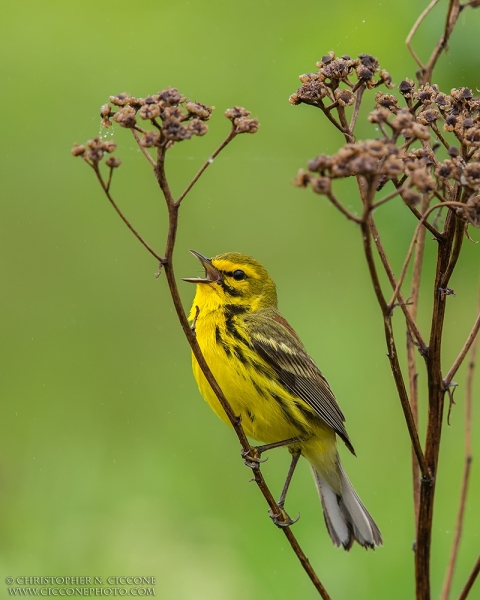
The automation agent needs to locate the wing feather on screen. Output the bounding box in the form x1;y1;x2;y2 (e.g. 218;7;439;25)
245;311;355;454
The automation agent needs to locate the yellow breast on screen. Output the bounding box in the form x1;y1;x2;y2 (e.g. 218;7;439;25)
191;307;331;448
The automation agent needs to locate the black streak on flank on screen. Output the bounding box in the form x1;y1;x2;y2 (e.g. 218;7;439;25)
251;377;267;398
251;359;275;380
271;392;303;431
224;311;249;346
215;325;231;357
247;410;255;422
233;345;248;364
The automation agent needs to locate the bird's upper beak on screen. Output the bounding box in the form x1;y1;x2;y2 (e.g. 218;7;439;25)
182;250;222;284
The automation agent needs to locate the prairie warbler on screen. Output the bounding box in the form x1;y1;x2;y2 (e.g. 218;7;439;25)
184;250;382;550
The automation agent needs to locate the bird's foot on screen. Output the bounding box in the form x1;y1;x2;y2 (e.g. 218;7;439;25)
241;447;268;469
269;506;300;528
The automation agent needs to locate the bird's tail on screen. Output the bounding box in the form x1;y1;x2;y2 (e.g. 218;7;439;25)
311;461;382;550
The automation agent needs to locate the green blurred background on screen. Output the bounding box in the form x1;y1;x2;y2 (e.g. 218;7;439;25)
1;1;479;598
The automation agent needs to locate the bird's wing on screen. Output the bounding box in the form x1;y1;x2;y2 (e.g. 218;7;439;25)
244;311;355;454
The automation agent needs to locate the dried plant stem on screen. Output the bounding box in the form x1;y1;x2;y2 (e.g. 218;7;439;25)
407;194;429;529
406;0;462;86
368;219;427;351
325;190;361;223
416;209;463;600
441;286;479;600
458;556;480;600
89;162;163;263
406;0;440;72
176;126;237;205
423;0;461;85
444;311;480;387
359;195;429;478
131;129;156;167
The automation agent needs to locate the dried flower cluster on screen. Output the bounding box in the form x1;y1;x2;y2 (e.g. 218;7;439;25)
292;57;480;228
71;138;120;168
72;88;259;174
289;52;393;108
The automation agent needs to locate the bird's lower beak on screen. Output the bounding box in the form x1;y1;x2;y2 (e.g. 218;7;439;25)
182;250;222;284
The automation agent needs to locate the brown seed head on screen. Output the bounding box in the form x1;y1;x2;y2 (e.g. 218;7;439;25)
414;85;438;105
417;109;440;125
391;109;414;130
185;102;213;121
110;93;130;107
411;122;430;141
139;103;160;120
379;69;394;89
103;141;117;153
113;106;137;128
461;163;480;188
334;88;355;107
368;108;391;124
434;93;451;109
235;117;259;134
295;80;328;104
188;119;208;136
464;196;480;227
71;144;86;157
308;154;333;172
402;188;421;207
375;92;398;110
225;106;251;121
139;131;161;147
411;166;436;192
311;176;331;195
162;119;192;141
129;97;146;108
105;157;122;168
100;104;112;118
436;159;461;182
292;169;311;188
156;88;183;106
398;78;415;99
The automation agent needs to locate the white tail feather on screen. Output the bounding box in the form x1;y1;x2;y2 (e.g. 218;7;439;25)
311;461;382;550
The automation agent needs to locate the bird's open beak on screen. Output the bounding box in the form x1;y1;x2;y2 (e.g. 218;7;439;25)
182;250;222;284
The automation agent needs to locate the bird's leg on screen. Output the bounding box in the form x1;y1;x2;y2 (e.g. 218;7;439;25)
242;436;303;468
277;451;301;509
269;450;301;528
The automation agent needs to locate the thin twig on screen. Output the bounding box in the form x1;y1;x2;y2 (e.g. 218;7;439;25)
371;184;409;210
407;194;429;529
359;195;429;478
458;556;480;600
405;0;440;71
89;161;164;263
387;201;446;308
423;0;461;85
368;218;428;351
441;285;479;600
431;122;451;151
325;190;362;223
349;83;365;133
444;312;480;387
176;126;237;205
131;129;157;167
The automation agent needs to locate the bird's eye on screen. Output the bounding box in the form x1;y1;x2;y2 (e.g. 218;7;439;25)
232;270;246;281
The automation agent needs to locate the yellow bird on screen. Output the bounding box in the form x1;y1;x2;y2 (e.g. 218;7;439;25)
184;250;382;550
